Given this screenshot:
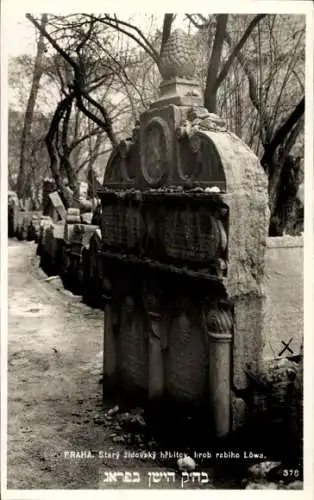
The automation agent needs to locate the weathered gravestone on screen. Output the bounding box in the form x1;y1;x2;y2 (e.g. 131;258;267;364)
99;29;270;439
61;210;99;294
8;191;19;237
82;228;104;308
39;220;64;275
27;214;41;241
42;179;58;219
48;191;67;221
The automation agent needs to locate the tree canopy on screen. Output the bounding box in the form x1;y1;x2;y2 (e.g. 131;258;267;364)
9;13;305;234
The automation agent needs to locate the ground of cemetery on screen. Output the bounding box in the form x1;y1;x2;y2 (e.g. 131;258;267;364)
7;240;200;489
6;240;303;490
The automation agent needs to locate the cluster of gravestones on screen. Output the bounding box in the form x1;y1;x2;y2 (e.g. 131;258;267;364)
8;187;105;308
35;203;104;307
8;192;41;242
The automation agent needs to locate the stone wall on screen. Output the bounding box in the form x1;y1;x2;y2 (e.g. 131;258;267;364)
261;236;303;361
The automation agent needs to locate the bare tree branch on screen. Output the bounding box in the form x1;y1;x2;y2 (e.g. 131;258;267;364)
69;126;102;152
224;29;271;146
83;14;160;63
27;12;118;146
26;14;77;70
261;97;304;168
185;14;208;29
76;17;96;53
76;132;104;173
215;14;266;90
269;29;304;138
292;69;305;93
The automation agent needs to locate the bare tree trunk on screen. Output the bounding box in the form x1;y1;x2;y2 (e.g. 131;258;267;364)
45;94;75;207
59;96;79;197
86;133;102;196
160;14;175;56
204;15;228;113
17;14;48;205
268;154;302;236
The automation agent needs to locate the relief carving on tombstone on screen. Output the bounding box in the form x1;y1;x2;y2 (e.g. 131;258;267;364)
166;302;208;402
176;108;227;188
118;295;147;391
144;292;168;400
141;117;172;186
101;203;126;248
125;205;145;250
104;121;140;185
103;277;123;393
203;300;234;337
156;204;228;269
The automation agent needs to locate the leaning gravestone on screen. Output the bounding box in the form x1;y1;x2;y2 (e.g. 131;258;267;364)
48;191;67;221
99;29;270;439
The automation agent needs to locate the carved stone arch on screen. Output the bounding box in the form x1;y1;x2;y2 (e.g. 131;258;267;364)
104;138;139;186
177;130;227;190
103;148;124;185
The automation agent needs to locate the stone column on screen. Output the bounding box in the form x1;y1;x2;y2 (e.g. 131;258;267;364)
205;302;233;438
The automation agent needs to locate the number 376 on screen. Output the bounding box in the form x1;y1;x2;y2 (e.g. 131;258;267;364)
283;469;300;478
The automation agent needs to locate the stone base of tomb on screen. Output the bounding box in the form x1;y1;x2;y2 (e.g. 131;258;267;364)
151;77;203;109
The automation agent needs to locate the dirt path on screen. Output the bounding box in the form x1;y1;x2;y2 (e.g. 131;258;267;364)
8;240;107;488
7;240;208;490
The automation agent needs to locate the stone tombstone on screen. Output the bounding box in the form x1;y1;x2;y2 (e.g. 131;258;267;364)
8;191;19;237
48;191;67;221
99;29;270;438
42;179;57;219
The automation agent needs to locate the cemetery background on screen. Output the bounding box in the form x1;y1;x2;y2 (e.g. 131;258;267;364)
6;12;305;491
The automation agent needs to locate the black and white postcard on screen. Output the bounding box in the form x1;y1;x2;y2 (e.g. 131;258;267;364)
1;1;313;498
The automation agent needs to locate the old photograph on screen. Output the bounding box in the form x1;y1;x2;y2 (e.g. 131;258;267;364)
2;4;312;496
